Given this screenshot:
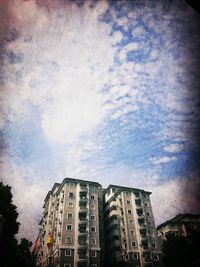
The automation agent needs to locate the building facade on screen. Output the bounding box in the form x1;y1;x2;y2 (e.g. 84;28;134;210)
36;178;161;267
37;178;104;267
157;213;200;240
104;185;162;267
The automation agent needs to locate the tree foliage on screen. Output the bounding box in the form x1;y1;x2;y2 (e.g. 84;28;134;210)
162;231;200;267
0;182;34;267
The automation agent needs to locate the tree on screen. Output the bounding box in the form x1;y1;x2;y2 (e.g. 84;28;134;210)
0;182;20;267
0;182;34;267
162;231;200;267
17;238;33;267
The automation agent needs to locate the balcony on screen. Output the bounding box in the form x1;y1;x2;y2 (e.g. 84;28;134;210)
141;234;148;240
78;237;88;248
79;197;88;203
108;229;120;238
109;240;121;248
80;187;88;192
78;224;88;234
79;204;87;211
79;212;88;222
78;248;87;258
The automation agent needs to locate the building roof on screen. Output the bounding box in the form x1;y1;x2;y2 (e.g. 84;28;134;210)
103;184;151;195
56;177;102;194
157;213;200;229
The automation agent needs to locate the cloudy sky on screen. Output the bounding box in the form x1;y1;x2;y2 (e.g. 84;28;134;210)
0;0;200;241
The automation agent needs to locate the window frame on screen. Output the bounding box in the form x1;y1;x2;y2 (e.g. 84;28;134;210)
66;224;72;231
130;230;135;235
65;249;71;256
131;241;136;247
91;238;96;245
67;213;73;219
133;253;138;259
91;226;96;232
91;215;96;221
65;236;72;244
68;202;73;208
91;251;97;257
68;192;74;198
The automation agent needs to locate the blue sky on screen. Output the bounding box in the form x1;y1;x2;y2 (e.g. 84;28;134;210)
0;0;200;241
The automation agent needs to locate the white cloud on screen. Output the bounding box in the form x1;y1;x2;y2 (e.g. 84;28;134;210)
150;178;187;226
3;0;116;144
111;30;123;45
132;26;146;37
151;156;177;165
164;143;185;153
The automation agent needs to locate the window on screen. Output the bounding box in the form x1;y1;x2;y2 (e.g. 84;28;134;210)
128;209;132;214
130;230;135;235
125;255;129;260
65;236;72;243
112;188;117;193
80;183;87;188
152;243;156;248
91;227;96;232
64;264;71;267
107;190;111;196
68;202;73;208
67;213;73;219
153;254;159;261
91;238;96;245
146;212;150;216
65;249;71;256
131;241;136;247
134;192;140;197
91;195;95;200
127;200;131;205
144;203;149;207
129;220;133;224
151;232;155;237
91;215;96;221
91;251;96;257
133;253;138;259
69;192;74;198
66;224;72;231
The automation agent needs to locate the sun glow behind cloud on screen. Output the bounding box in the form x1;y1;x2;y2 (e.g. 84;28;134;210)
0;0;200;241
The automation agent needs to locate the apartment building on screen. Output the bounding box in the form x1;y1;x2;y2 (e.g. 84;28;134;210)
157;213;200;240
37;178;104;267
104;185;162;267
36;178;161;267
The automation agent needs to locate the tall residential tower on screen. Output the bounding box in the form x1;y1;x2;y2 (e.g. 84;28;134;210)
36;178;161;267
104;185;162;267
37;178;104;267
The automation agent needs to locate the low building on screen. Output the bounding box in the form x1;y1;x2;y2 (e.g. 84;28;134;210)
157;213;200;240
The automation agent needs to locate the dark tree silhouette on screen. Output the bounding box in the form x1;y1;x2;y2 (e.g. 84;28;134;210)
0;182;34;267
0;182;20;267
17;238;33;267
162;231;200;267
